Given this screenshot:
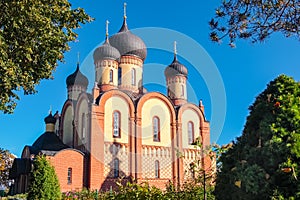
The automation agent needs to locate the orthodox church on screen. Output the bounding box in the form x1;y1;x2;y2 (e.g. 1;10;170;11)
10;6;211;194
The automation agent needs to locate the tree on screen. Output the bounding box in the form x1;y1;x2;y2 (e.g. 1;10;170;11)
209;0;300;47
0;0;91;113
0;148;14;188
215;75;300;199
27;155;61;200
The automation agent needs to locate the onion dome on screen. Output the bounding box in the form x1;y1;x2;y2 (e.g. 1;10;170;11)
93;38;121;61
164;55;188;77
66;63;89;88
109;18;147;61
44;112;56;124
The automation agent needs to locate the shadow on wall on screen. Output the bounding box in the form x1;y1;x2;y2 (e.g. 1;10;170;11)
100;142;132;191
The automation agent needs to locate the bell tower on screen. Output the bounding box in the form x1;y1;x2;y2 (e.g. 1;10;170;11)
93;20;121;92
164;42;188;106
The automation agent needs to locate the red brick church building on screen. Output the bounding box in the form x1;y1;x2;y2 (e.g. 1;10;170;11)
10;7;211;194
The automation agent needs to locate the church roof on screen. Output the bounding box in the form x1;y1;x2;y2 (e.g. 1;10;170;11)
93;37;121;61
9;158;32;178
44;112;56;124
29;132;69;155
109;18;147;61
164;55;188;77
66;64;89;88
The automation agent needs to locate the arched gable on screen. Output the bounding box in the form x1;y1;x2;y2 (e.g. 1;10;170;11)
136;92;176;124
137;92;176;147
98;90;135;118
21;146;31;159
97;90;135;144
177;103;207;126
60;100;74;146
50;148;84;192
75;93;91;146
178;103;210;149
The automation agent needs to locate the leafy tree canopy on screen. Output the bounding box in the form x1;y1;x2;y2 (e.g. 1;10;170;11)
215;75;300;200
0;0;92;113
210;0;299;47
0;148;14;189
27;155;61;200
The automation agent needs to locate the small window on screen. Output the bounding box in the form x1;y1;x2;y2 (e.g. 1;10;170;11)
81;113;86;139
118;67;122;85
188;121;194;144
67;168;72;184
113;158;119;178
153;117;160;142
109;69;113;82
131;68;136;86
155;160;160;178
181;85;184;97
113;111;121;138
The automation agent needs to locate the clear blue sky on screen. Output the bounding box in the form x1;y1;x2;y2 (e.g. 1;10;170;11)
1;0;299;157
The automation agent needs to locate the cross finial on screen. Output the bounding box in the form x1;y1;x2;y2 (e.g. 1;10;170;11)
49;105;52;114
77;52;80;65
106;20;109;37
123;2;127;19
174;41;177;55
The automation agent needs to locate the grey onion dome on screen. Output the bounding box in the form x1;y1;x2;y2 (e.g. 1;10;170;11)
66;64;89;88
93;38;121;61
164;55;188;77
44;112;56;124
109;18;147;61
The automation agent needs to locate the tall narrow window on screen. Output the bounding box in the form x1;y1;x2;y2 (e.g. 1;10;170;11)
131;68;136;86
113;111;120;138
81;113;86;139
118;67;122;85
113;158;119;178
109;69;113;82
153;117;160;142
67;168;72;184
188;121;194;144
181;85;185;97
155;160;160;178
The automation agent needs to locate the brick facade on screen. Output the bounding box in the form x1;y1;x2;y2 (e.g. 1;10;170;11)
11;10;213;194
49;149;84;192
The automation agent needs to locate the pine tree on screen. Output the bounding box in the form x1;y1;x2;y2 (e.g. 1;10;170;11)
215;75;300;200
27;155;61;200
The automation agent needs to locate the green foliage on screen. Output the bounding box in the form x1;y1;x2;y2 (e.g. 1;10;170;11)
210;0;299;46
2;193;27;199
0;148;14;188
0;0;92;113
27;155;61;200
114;181;164;200
215;75;300;200
61;180;215;200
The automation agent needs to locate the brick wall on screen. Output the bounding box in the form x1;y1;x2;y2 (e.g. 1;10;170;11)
49;149;84;192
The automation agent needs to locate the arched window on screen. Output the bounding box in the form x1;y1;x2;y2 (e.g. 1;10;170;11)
67;167;72;184
181;85;185;97
113;111;121;138
155;160;160;178
153;117;160;142
188;121;194;144
109;69;113;82
113;158;119;178
118;67;122;85
81;113;86;139
131;68;136;86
